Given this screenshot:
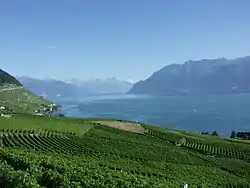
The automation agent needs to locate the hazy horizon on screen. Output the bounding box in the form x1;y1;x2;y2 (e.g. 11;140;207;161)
1;0;250;81
12;55;250;83
16;75;137;83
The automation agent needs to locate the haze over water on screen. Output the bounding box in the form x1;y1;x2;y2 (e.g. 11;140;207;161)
57;93;250;136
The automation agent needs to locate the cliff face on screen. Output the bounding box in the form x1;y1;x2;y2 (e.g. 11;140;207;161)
129;56;250;95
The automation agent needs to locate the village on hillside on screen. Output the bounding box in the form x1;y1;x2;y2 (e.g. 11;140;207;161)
0;102;59;117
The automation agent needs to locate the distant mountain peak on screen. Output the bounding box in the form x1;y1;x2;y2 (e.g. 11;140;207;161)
67;77;133;94
67;77;133;84
19;76;134;97
125;79;136;84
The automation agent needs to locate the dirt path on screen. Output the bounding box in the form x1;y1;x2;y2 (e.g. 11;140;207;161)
94;121;146;134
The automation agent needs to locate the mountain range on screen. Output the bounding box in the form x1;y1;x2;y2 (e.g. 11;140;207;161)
5;55;250;99
66;77;133;94
18;77;133;101
18;77;88;101
129;56;250;95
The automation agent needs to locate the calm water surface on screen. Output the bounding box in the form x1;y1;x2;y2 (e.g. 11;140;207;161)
56;93;250;136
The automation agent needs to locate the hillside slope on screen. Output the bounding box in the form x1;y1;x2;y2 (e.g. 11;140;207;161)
129;56;250;95
18;76;88;101
0;115;250;187
0;69;22;86
0;69;55;114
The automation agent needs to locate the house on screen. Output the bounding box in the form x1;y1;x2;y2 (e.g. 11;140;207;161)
1;114;12;118
35;113;44;116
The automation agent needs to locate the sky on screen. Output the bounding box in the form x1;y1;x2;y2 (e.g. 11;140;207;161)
1;0;250;82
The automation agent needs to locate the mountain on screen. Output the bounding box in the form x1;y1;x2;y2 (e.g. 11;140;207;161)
0;69;22;86
1;70;53;114
68;77;133;94
18;77;88;101
129;56;250;95
19;77;133;99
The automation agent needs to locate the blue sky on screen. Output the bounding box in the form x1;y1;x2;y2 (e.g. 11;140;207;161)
1;0;250;82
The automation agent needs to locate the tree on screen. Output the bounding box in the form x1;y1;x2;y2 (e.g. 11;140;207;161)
56;113;65;118
0;69;22;86
201;132;209;135
211;131;219;136
230;130;236;138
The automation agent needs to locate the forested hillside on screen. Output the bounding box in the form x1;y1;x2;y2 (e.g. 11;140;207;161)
0;69;22;86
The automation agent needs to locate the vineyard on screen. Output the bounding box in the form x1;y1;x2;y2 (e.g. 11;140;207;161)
0;114;95;135
1;115;250;187
0;129;86;155
144;124;250;161
0;86;51;114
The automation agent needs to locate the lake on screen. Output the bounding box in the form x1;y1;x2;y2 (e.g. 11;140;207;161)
56;93;250;136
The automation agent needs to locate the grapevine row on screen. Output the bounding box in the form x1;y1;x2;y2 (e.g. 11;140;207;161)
0;129;85;155
144;126;250;160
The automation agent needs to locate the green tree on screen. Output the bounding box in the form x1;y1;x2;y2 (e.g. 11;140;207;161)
57;113;65;118
211;131;219;136
230;130;236;138
0;69;22;86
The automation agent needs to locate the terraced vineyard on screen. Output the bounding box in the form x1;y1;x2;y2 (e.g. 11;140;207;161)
0;114;95;135
183;138;250;160
1;115;250;187
144;124;250;161
0;130;87;155
0;86;51;114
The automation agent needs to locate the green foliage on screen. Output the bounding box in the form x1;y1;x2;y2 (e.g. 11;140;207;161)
0;161;40;188
0;115;250;187
0;87;51;114
0;69;22;86
0;114;95;136
211;131;219;136
56;113;65;118
143;124;250;160
230;130;237;138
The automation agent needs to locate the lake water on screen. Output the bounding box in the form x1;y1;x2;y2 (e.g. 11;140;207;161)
56;93;250;136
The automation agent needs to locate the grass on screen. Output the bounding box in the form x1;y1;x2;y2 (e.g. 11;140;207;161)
225;138;250;144
0;87;51;114
0;114;95;135
1;114;250;187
